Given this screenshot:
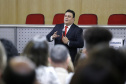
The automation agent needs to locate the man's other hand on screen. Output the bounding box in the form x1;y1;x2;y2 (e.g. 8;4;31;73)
62;36;69;44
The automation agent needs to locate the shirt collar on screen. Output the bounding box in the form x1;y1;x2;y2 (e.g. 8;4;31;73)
64;24;73;29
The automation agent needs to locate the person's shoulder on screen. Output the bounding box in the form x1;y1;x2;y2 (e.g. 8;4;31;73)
72;24;82;30
36;66;56;74
55;23;64;27
72;23;78;27
65;72;74;84
53;23;64;30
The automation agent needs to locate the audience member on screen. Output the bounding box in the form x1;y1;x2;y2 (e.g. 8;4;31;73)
73;50;86;71
0;38;18;62
0;41;7;84
90;47;126;80
22;35;60;84
2;56;36;84
70;61;123;84
74;27;113;70
67;54;74;73
70;47;126;84
49;44;74;84
83;27;112;55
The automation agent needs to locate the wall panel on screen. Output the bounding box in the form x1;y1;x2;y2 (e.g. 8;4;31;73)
0;0;16;24
17;0;54;24
17;0;81;24
53;0;82;25
0;0;126;25
81;0;126;25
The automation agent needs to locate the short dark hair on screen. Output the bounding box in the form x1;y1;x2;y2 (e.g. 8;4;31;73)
65;9;75;18
84;27;112;51
70;47;126;84
89;47;126;83
70;62;123;84
0;38;18;62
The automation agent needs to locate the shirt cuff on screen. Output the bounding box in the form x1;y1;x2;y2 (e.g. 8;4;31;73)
50;36;54;41
67;41;70;46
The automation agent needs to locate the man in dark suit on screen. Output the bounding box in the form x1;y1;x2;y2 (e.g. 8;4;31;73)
46;9;84;62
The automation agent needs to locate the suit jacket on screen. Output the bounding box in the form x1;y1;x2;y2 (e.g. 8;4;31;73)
46;23;84;62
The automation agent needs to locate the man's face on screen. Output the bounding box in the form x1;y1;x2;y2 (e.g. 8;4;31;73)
64;12;75;26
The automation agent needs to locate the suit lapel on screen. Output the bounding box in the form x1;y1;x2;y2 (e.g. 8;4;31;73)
58;24;64;39
66;24;75;37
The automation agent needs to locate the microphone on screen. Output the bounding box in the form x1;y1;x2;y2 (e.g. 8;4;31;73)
62;28;65;36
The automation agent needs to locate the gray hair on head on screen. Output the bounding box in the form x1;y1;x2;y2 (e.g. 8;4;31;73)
50;44;69;63
0;41;7;73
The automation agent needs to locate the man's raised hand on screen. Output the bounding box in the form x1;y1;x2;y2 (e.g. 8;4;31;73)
52;31;60;39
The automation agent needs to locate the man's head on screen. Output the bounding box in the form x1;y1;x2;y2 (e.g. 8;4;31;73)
22;35;49;67
71;61;123;84
84;27;112;51
70;47;126;84
2;56;36;84
64;9;75;26
50;44;69;69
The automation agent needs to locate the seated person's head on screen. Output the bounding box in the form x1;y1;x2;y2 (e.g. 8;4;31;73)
0;38;18;62
49;44;70;69
88;47;126;83
22;35;49;67
70;61;123;84
0;41;7;80
71;47;126;84
2;56;36;84
84;27;112;52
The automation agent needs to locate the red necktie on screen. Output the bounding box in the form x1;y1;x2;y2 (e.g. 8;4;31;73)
65;26;68;36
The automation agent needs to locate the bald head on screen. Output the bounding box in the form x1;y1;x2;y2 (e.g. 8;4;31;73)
2;56;36;84
10;56;35;74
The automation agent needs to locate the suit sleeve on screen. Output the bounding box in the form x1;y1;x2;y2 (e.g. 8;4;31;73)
69;28;84;48
46;25;57;42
